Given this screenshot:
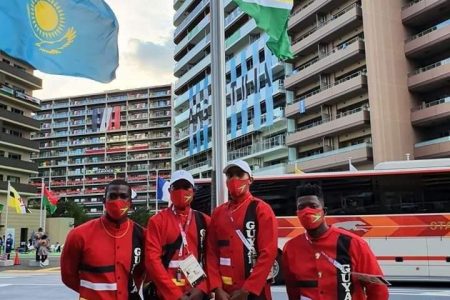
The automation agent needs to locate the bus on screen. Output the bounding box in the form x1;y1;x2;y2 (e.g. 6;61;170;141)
191;159;450;283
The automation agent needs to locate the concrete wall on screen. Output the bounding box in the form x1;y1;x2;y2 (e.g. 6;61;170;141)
46;217;74;246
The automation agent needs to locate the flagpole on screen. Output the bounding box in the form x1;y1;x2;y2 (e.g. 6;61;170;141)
40;179;44;229
4;181;10;241
155;169;159;214
210;0;228;210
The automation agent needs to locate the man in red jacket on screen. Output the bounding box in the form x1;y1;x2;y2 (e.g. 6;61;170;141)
282;183;389;300
146;170;210;300
207;159;278;300
61;179;146;300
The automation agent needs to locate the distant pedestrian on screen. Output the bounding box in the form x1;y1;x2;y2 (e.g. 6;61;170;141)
34;227;44;262
5;233;13;260
38;234;50;267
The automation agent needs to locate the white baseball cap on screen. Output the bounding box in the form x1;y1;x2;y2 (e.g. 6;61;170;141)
223;159;253;177
170;170;195;187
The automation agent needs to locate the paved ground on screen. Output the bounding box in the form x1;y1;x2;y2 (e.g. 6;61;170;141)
1;270;450;300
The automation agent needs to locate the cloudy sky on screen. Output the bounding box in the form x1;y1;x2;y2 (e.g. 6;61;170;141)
34;0;175;99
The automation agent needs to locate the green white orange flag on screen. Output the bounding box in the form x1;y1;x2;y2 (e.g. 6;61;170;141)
233;0;294;60
43;186;59;215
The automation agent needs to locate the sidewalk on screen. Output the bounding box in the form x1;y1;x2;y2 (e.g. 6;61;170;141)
0;251;61;272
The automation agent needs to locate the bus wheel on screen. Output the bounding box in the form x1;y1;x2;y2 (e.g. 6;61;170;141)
272;250;284;285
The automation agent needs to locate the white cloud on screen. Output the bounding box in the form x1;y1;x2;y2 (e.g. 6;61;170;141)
34;0;175;99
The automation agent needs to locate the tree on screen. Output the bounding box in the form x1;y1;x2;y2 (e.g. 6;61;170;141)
51;199;90;227
129;207;154;227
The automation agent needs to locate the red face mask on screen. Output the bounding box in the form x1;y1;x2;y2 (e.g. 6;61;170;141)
105;200;130;221
170;189;194;209
297;207;324;230
227;178;250;200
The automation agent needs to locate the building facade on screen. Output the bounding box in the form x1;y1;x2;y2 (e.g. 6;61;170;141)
0;52;42;243
285;0;449;172
31;86;172;216
172;0;290;177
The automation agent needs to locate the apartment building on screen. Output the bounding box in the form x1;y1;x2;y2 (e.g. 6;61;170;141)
172;0;290;177
0;52;41;242
31;86;172;216
285;0;449;172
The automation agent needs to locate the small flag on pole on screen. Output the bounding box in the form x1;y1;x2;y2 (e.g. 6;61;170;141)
233;0;294;60
8;184;29;214
156;177;170;203
43;186;59;215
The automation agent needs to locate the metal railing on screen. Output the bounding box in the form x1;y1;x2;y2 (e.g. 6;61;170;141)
402;0;423;9
293;37;363;73
294;70;366;103
409;58;450;76
291;0;315;16
294;3;359;43
411;96;450;111
407;20;450;41
296;106;368;131
174;0;209;37
227;134;286;160
296;142;372;162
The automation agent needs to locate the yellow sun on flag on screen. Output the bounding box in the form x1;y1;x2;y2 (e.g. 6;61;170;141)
29;0;65;39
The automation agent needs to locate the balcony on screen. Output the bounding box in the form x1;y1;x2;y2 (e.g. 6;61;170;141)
411;97;450;126
0;133;40;151
252;163;288;176
0;60;42;89
402;0;449;26
174;34;210;76
291;4;363;55
408;58;450;92
291;143;373;172
285;72;367;118
285;37;365;89
174;0;194;25
287;108;370;146
0;156;38;174
174;14;210;57
174;0;209;41
174;54;211;93
415;136;450;158
227;134;287;161
0;181;37;195
0;109;40;131
225;19;257;51
405;20;450;58
175;108;285;162
0;84;41;110
289;0;336;31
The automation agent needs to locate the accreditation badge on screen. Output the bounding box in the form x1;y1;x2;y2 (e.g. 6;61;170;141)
179;254;207;287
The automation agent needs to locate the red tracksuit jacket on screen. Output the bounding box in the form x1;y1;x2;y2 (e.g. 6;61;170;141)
282;226;389;300
146;207;210;300
61;216;146;300
207;195;278;299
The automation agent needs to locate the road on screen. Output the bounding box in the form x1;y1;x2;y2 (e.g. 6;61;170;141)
1;271;450;299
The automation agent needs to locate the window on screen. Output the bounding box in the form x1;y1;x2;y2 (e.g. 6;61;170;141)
0;103;6;110
8;153;22;160
11;108;24;115
7;175;20;183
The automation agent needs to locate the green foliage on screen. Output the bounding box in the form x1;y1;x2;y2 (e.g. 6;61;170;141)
51;199;91;227
129;207;154;227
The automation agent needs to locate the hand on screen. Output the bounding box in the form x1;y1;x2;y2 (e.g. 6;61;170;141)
230;289;249;300
214;287;231;300
187;288;206;300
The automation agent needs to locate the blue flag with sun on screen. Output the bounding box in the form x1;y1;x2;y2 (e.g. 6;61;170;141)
0;0;119;83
